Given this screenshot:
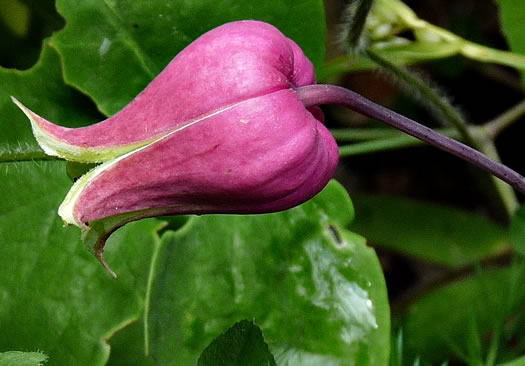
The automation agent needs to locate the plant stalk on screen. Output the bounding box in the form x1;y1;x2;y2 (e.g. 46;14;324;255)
297;84;525;195
0;149;59;162
364;48;519;214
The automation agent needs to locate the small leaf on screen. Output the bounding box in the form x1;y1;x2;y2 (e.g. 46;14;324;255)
65;161;98;182
197;320;277;366
0;351;48;366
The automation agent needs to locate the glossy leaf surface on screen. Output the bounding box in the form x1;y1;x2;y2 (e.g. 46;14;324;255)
145;181;390;366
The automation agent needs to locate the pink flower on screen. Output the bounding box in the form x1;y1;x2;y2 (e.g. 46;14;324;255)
14;20;338;274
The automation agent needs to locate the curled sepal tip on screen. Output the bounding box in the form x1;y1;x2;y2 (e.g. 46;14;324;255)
82;210;163;278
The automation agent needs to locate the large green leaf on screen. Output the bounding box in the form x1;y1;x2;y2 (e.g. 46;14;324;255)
51;0;326;115
0;351;48;366
197;320;277;366
496;0;525;83
145;181;390;366
402;264;525;364
350;194;509;267
0;161;161;366
0;42;100;148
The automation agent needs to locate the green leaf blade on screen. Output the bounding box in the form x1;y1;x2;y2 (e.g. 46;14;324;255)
146;181;390;366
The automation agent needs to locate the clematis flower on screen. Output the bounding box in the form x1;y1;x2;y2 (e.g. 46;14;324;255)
13;20;339;276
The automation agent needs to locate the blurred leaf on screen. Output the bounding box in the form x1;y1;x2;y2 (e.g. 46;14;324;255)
145;181;390;366
197;320;276;366
498;355;525;366
496;0;525;83
402;264;525;364
51;0;326;115
320;41;462;80
350;194;509;267
389;330;404;366
510;205;525;256
0;0;30;38
0;351;48;366
0;0;65;70
322;0;525;80
0;42;100;149
0;161;162;366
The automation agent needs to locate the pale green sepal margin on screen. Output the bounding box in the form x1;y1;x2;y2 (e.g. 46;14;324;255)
58;150;136;227
58;99;245;228
11;97;152;163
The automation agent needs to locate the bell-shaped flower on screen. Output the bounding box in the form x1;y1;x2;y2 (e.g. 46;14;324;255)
13;20;339;275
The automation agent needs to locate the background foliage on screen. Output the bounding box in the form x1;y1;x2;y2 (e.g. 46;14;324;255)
1;0;525;365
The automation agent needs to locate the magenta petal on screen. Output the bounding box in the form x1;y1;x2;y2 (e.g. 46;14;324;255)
17;20;340;276
74;89;338;224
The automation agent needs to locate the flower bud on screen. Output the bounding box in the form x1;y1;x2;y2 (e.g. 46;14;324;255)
13;20;339;275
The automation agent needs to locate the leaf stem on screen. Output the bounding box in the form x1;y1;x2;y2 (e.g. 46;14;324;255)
484;99;525;139
342;0;374;51
297;84;525;195
330;127;406;141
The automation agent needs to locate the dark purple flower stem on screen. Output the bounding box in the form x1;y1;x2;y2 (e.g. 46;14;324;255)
297;84;525;195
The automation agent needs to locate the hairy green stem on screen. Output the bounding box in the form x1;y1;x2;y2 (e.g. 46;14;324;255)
298;84;525;195
366;48;475;143
0;149;59;162
342;0;374;51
